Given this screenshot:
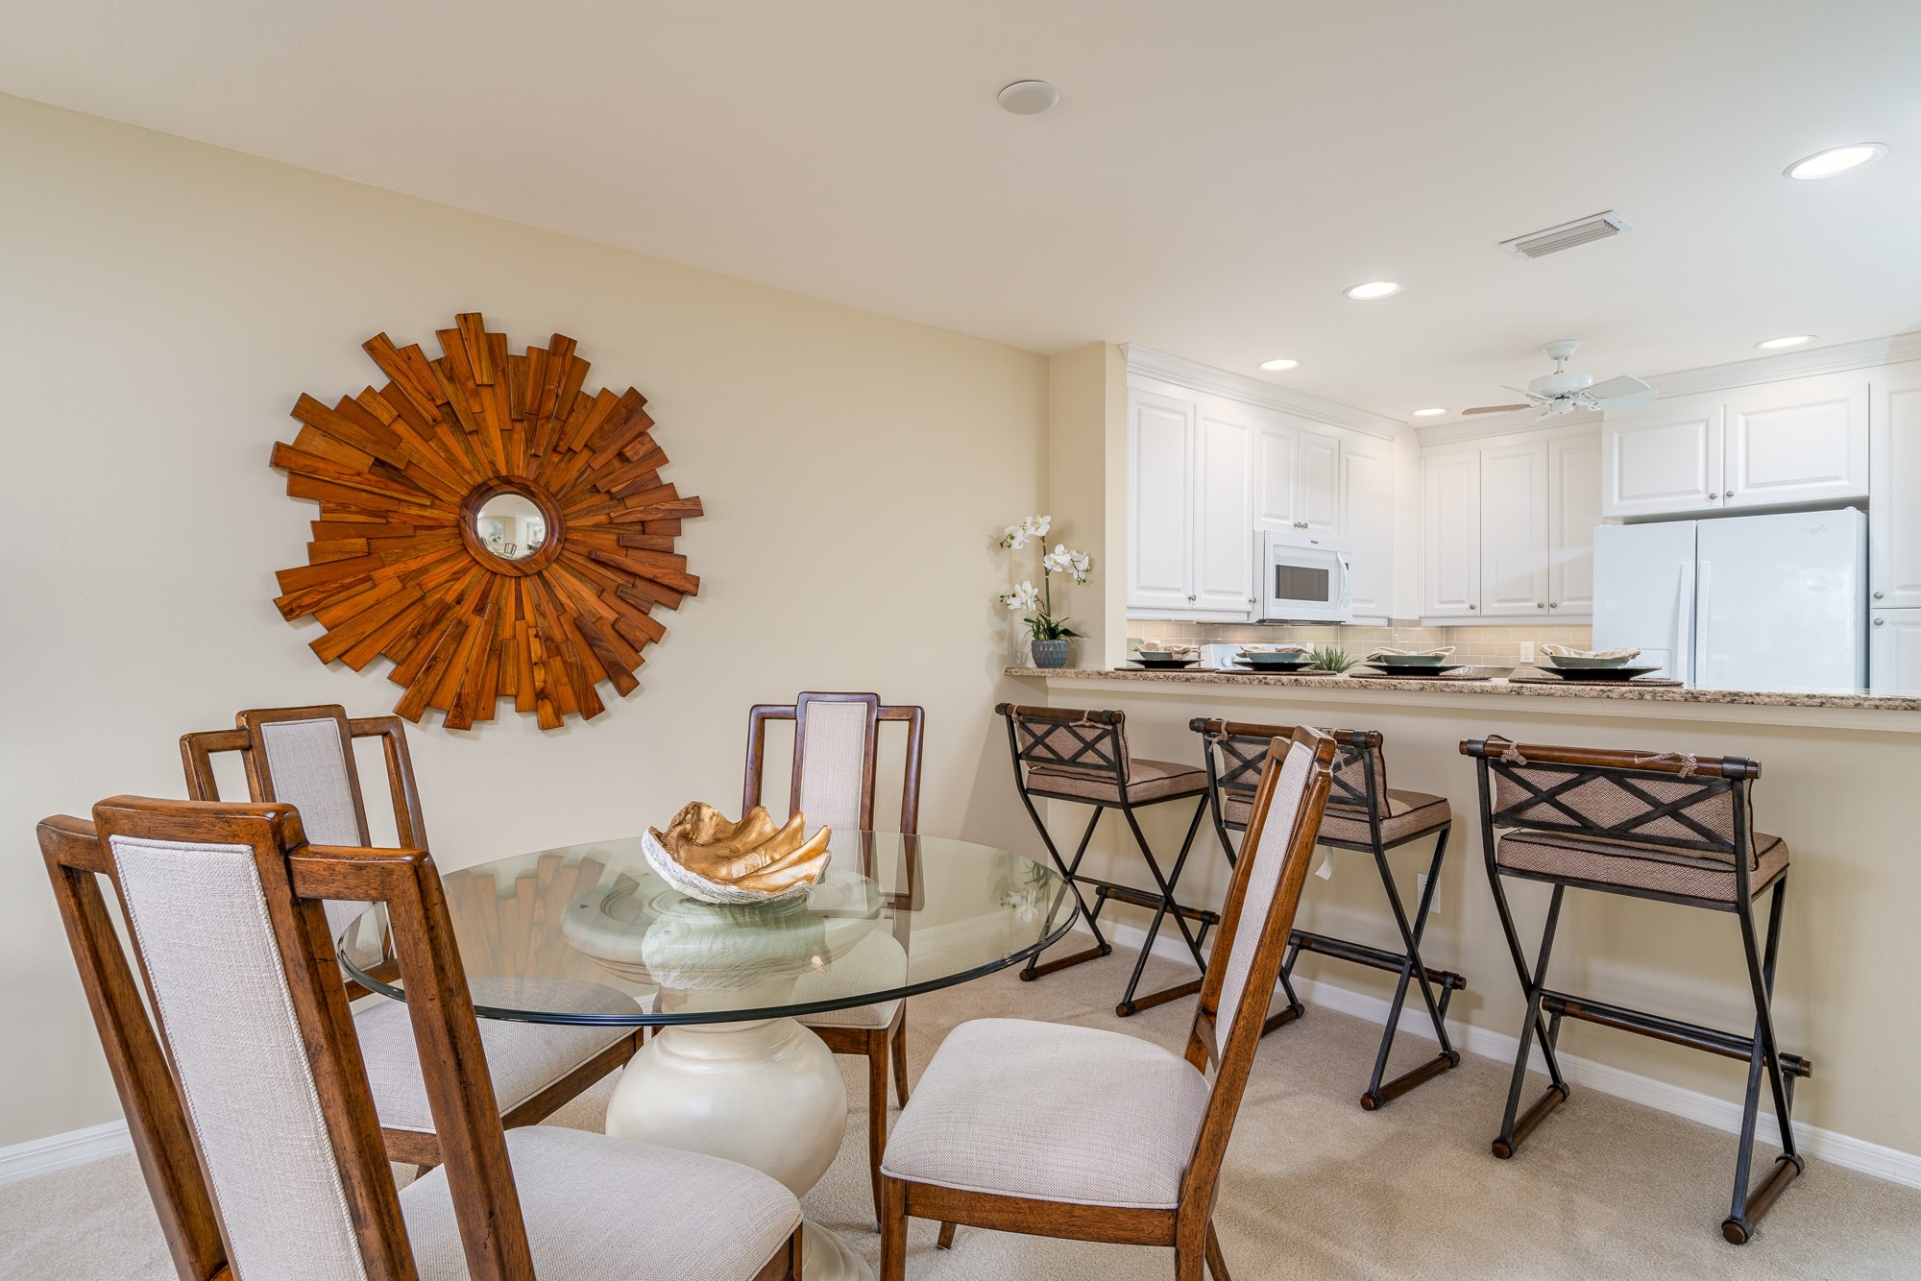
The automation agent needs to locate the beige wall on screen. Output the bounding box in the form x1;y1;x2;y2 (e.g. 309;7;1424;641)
0;94;1048;1148
1027;675;1921;1159
1044;344;1128;670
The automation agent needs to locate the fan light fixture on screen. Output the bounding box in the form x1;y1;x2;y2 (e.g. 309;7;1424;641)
1259;358;1300;371
1785;144;1886;180
997;80;1060;115
1412;408;1446;417
1756;335;1815;350
1345;281;1402;301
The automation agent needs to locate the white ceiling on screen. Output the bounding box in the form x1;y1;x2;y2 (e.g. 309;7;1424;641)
5;1;1920;423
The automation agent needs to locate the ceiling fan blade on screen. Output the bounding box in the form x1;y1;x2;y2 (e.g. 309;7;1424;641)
1586;374;1653;404
1593;388;1657;413
1460;403;1532;415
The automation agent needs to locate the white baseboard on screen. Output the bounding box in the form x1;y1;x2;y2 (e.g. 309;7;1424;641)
0;1119;133;1187
1075;918;1921;1191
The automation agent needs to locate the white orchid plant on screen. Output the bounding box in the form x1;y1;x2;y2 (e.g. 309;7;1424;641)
999;514;1091;641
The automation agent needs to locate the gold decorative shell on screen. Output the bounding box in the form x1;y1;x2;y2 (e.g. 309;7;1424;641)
646;802;832;902
268;313;703;730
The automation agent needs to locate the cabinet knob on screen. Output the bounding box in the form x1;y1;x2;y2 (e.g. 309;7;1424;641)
1187;594;1196;602
1550;601;1560;608
1468;603;1477;611
1875;591;1886;600
1536;602;1545;609
1875;617;1886;626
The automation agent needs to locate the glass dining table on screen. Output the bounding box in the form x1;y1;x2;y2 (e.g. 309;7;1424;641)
342;830;1072;1281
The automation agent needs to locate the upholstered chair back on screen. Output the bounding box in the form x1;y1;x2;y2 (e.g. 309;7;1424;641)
1003;704;1131;783
1193;718;1386;821
743;693;925;835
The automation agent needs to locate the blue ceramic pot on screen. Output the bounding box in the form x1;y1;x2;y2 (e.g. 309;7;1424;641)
1030;638;1071;669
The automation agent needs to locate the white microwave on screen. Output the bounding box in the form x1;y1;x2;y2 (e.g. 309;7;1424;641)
1256;530;1352;623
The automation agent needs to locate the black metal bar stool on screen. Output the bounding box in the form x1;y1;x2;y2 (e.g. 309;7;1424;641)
1194;718;1464;1109
996;703;1213;1016
1462;735;1810;1244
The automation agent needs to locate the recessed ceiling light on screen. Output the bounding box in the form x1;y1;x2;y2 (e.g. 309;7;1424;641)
997;80;1060;115
1345;281;1403;301
1259;358;1300;372
1784;144;1886;180
1756;335;1816;350
1412;408;1447;417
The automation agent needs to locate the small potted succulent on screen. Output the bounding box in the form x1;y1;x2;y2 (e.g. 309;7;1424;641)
998;514;1091;669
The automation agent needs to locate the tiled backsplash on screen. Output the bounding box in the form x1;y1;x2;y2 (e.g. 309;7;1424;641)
1129;619;1594;669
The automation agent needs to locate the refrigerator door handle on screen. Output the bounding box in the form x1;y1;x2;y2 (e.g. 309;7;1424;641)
1675;559;1695;684
1693;560;1712;687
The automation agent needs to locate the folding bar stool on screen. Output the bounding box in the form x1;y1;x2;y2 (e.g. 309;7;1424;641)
996;703;1213;1016
1193;718;1463;1109
1462;735;1810;1244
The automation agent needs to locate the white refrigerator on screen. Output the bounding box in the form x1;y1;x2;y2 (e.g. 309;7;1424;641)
1591;508;1867;691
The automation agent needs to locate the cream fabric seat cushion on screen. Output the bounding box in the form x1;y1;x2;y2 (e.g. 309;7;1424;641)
1497;829;1788;902
881;1017;1209;1209
1026;757;1208;806
401;1126;800;1280
355;977;636;1133
796;929;905;1030
1225;788;1449;846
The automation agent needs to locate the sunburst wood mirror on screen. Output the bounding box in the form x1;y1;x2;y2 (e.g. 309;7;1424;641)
269;313;702;730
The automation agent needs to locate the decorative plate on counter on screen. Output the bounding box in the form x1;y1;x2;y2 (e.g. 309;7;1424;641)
1352;665;1512;681
1532;664;1664;683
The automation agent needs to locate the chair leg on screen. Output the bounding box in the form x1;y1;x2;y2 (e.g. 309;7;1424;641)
937;1221;957;1249
1115;797;1212;1017
1205;1221;1232;1281
880;1178;908;1281
890;1011;910;1105
1021;806;1113;980
1491;880;1571;1159
866;1033;889;1229
1723;876;1804;1244
1361;825;1460;1110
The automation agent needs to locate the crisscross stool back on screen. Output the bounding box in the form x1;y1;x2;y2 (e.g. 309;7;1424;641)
1194;718;1463;1110
1463;735;1809;1243
997;703;1213;1017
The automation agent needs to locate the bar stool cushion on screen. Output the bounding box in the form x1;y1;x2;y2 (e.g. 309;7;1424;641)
401;1125;801;1281
1224;788;1449;846
880;1017;1209;1209
1497;829;1788;902
355;977;637;1133
795;930;905;1030
1026;757;1208;805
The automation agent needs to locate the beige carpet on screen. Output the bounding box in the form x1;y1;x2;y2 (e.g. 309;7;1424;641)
5;951;1920;1279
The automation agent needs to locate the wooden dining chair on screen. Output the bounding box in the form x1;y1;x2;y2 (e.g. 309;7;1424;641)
741;691;925;1224
878;727;1337;1281
39;796;803;1281
181;704;642;1167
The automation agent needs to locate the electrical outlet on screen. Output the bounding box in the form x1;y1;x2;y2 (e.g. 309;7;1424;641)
1519;641;1535;665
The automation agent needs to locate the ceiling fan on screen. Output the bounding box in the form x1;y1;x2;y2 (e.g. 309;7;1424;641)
1461;340;1657;418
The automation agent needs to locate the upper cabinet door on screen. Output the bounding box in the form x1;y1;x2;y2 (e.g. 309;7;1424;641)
1547;435;1603;618
1192;409;1254;616
1127;391;1194;611
1341;437;1393;620
1479;441;1551;618
1295;431;1340;534
1603;396;1724;517
1723;373;1869;510
1870;365;1921;609
1422;452;1481;617
1253;420;1297;530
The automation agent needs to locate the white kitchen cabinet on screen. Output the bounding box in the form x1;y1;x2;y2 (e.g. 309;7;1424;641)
1868;364;1921;610
1869;608;1921;694
1422;451;1481;617
1548;435;1603;618
1126;391;1195;611
1603;395;1723;517
1724;374;1869;509
1254;419;1340;535
1479;441;1550;618
1193;409;1254;615
1603;373;1869;519
1341;437;1394;621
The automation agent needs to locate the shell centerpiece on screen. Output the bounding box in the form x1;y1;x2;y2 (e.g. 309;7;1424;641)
643;802;832;904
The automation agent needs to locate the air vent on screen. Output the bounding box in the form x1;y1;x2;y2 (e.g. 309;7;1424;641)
1500;211;1632;259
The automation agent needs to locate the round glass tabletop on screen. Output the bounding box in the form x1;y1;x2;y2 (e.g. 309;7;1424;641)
341;832;1073;1027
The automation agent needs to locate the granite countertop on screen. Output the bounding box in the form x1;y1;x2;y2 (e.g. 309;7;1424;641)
1004;665;1921;712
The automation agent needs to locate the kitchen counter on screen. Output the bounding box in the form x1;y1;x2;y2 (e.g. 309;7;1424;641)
1005;666;1921;733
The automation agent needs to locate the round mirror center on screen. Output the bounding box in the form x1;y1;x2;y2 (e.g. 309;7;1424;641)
474;493;548;562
